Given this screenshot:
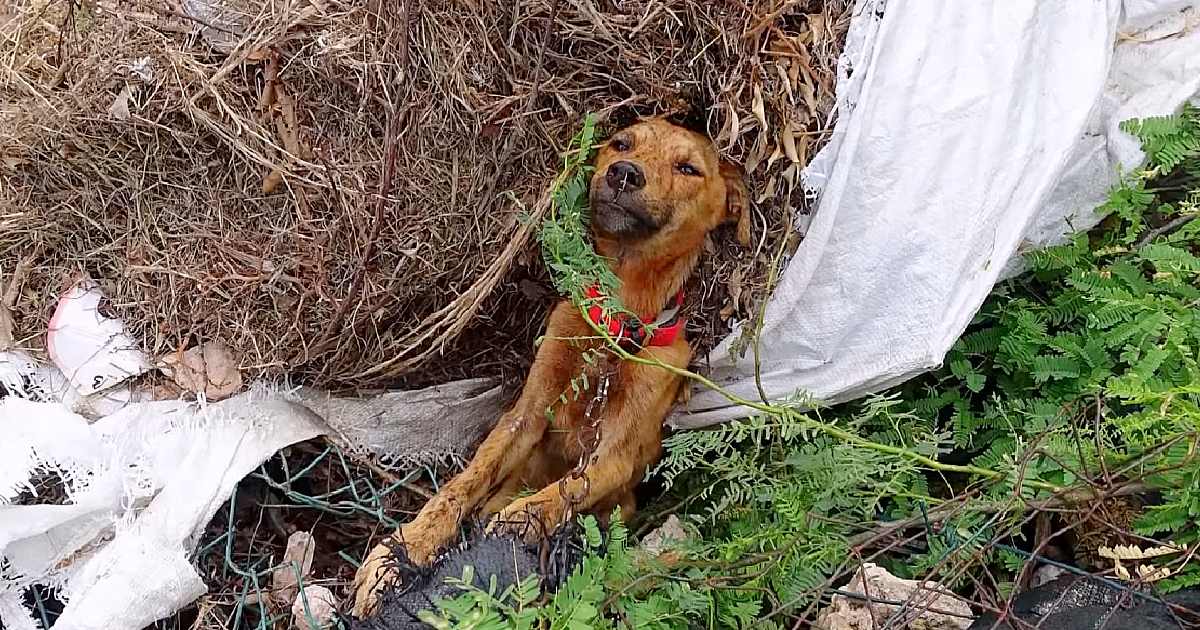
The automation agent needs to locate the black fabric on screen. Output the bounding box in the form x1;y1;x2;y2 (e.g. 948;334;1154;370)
969;575;1200;630
348;524;585;630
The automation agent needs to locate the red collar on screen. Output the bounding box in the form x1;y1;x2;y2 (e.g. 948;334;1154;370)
584;286;686;348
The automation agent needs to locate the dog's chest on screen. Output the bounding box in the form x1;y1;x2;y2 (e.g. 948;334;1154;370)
541;354;620;462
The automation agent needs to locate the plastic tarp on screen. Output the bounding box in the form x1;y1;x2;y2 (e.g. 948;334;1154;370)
671;0;1200;428
0;356;500;630
0;393;325;630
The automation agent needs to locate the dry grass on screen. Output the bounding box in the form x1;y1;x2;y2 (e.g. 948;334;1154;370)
0;0;850;391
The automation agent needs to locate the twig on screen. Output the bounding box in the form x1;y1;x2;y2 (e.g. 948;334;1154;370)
993;543;1186;611
355;450;435;500
845;481;1153;548
588;319;1065;492
824;588;976;621
1135;214;1198;247
752;202;792;404
743;0;802;41
0;258;30;350
301;1;411;364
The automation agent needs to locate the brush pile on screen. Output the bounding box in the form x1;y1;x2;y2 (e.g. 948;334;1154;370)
0;0;849;390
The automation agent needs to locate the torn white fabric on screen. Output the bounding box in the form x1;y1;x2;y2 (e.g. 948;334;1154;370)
0;350;77;405
295;378;503;468
0;350;152;420
0;353;500;629
0;590;39;630
671;0;1200;428
0;393;324;630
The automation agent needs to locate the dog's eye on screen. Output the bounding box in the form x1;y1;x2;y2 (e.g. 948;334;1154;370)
611;137;631;152
676;162;701;176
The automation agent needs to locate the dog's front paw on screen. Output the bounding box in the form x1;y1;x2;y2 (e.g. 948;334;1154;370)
351;541;398;618
487;497;558;543
351;531;439;618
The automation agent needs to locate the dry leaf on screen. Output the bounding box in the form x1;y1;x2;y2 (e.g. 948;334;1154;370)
727;267;745;308
765;144;786;173
1098;544;1183;560
262;169;285;194
756;174;779;205
737;210;753;246
161;340;243;400
782;163;802;194
292;585;337;629
108;85;133;121
272;532;316;606
776;62;795;104
744;132;770;175
1114;562;1131;581
751;84;768;135
724;102;741;151
245;46;273;62
1136;564;1173;582
809;13;827;47
276;87;304;157
639;515;690;557
799;81;819;118
782;120;800;164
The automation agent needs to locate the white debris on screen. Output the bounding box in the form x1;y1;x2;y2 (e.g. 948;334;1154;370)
106;85;134;121
180;0;244;51
816;563;973;630
128;56;155;83
291;585;338;630
1033;564;1068;588
0;349;504;629
47;277;151;395
673;0;1200;427
272;531;316;606
639;514;690;556
0;392;325;630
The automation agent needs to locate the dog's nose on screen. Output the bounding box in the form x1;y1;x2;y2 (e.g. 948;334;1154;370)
606;161;645;191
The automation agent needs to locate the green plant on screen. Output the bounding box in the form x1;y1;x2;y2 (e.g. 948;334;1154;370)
538;113;623;318
418;515;739;630
421;105;1200;627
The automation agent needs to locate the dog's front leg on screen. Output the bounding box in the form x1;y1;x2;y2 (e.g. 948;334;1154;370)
352;304;580;617
489;343;688;540
487;440;636;540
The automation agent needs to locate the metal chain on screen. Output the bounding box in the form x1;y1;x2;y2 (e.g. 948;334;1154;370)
557;355;616;519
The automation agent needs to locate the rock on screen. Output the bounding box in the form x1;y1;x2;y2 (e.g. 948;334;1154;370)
272;531;316;606
292;585;338;630
815;563;973;630
639;514;689;556
1031;564;1067;588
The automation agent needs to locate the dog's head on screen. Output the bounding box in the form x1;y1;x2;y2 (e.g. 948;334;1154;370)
589;119;749;254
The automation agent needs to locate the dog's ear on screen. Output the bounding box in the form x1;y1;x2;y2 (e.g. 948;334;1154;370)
719;160;751;246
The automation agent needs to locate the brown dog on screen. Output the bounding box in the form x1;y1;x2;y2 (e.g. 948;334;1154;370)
351;118;748;616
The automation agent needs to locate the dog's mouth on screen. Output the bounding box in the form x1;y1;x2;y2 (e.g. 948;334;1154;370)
589;191;662;240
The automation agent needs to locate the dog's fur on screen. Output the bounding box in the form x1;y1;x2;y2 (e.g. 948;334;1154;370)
352;119;748;617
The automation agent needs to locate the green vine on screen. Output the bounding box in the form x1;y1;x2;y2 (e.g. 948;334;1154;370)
421;105;1200;628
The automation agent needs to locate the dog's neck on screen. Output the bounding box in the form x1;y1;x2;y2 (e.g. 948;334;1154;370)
593;233;702;317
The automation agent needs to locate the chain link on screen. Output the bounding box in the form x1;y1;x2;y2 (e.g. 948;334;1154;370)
556;355;617;519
